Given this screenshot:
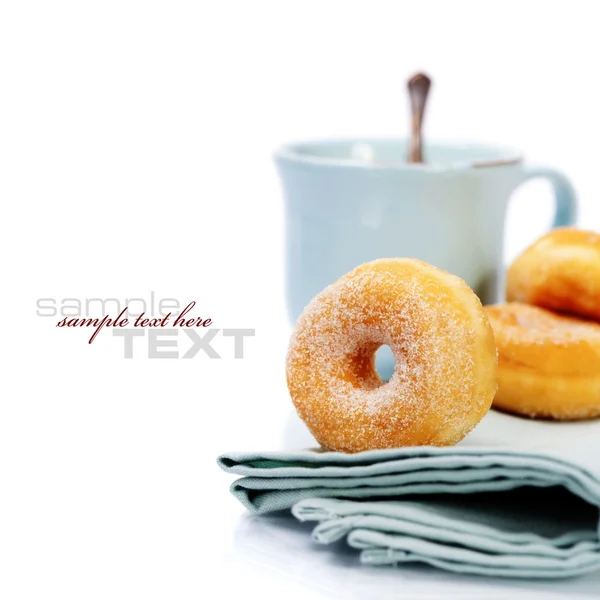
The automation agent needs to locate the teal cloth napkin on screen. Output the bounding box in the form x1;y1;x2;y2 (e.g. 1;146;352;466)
218;412;600;579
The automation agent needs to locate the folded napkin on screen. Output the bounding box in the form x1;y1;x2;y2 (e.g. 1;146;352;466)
218;412;600;578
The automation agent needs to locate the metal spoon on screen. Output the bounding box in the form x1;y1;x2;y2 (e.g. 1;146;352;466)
407;72;432;163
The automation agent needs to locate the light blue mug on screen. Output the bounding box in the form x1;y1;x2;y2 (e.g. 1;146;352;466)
275;138;577;379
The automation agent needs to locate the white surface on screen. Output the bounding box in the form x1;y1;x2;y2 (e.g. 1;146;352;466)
3;1;600;598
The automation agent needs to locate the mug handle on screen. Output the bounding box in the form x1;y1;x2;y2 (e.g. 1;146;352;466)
516;164;577;227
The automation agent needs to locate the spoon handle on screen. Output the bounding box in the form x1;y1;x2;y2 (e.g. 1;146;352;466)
407;72;432;163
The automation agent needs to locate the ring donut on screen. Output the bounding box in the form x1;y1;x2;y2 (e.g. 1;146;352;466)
484;302;600;420
507;228;600;320
286;258;497;452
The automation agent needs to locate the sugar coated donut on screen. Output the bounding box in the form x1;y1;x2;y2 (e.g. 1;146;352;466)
484;302;600;420
507;228;600;321
286;258;497;452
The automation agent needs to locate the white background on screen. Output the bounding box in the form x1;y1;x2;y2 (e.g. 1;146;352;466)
2;1;600;598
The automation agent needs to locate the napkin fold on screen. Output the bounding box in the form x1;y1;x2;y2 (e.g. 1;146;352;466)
294;495;600;578
218;442;600;578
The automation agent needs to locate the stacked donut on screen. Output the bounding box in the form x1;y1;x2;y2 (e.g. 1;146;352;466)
485;228;600;420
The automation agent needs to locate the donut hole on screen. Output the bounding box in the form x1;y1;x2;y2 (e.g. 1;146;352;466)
375;344;396;383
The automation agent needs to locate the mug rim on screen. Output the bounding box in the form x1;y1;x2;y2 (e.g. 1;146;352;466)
274;137;523;171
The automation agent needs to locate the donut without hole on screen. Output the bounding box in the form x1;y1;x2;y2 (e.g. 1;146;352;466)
507;228;600;321
485;302;600;420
